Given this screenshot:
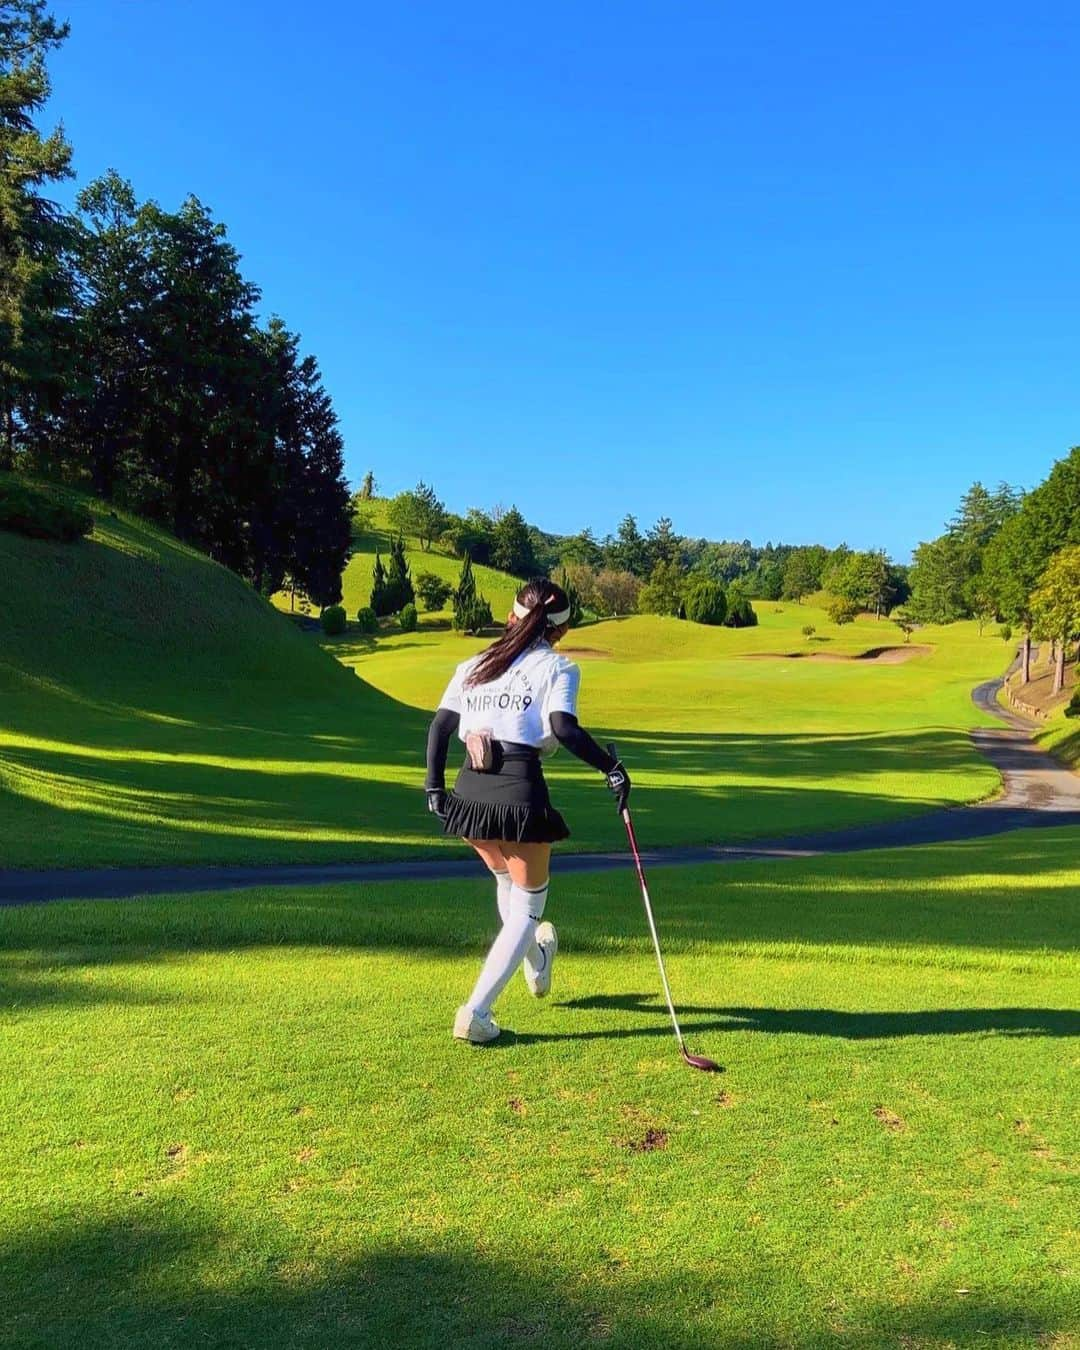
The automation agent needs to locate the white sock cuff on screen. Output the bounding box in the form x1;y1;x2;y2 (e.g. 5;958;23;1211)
511;881;548;921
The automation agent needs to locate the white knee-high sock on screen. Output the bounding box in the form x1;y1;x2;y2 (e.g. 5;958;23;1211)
468;883;549;1018
493;869;512;924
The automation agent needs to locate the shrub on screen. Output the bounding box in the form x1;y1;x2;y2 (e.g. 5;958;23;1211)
999;624;1013;642
593;568;641;616
399;603;418;633
1066;689;1080;719
0;479;92;542
355;606;378;634
802;624;816;640
826;595;860;626
320;605;347;635
684;579;728;626
415;572;454;611
725;597;758;627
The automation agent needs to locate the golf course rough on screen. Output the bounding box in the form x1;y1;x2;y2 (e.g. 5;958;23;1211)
0;488;1019;869
0;829;1076;1348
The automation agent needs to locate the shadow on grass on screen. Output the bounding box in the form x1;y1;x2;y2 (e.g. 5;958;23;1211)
1;702;1000;869
2;1217;1072;1349
551;993;1080;1040
0;830;1078;1028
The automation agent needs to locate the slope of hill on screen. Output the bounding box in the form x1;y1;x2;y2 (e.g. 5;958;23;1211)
0;479;438;868
1040;715;1079;770
274;499;521;621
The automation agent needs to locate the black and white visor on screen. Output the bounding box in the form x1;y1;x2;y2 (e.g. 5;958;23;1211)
513;597;571;626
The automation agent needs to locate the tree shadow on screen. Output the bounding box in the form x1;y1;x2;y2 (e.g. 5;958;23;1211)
2;826;1077;1019
3;1216;1072;1349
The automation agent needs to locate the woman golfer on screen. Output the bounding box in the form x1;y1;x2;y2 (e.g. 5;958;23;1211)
425;577;631;1044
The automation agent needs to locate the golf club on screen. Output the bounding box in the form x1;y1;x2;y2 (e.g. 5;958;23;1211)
608;744;723;1074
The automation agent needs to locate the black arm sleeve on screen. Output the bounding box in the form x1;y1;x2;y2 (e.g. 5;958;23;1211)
550;711;618;774
425;708;460;790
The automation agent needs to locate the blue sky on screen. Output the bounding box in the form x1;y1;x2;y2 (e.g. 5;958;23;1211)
47;1;1080;559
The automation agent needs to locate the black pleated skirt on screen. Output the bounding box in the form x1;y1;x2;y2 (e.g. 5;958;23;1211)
442;752;570;844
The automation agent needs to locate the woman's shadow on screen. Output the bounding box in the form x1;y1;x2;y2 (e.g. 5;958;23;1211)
489;992;1080;1047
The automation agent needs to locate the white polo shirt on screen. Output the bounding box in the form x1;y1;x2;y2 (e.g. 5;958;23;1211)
438;641;581;756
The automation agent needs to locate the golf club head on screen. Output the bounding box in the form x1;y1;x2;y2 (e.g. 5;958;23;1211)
681;1047;723;1073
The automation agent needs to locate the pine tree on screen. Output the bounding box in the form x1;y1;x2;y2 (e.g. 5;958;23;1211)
490;505;536;577
646;516;681;570
605;514;649;577
374;533;414;614
453;552;492;633
0;0;74;467
388;481;445;550
371;550;388;615
65;171;152;499
287;346;350;607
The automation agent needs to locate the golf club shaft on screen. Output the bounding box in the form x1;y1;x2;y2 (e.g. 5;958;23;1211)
620;805;687;1054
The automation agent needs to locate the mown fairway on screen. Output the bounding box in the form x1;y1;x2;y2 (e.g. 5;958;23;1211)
1;492;1016;870
2;829;1076;1348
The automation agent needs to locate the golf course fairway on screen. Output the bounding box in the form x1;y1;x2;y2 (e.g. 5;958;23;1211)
1;829;1076;1348
1;490;1013;870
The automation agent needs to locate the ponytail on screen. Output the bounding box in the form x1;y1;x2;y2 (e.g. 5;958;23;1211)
465;577;571;687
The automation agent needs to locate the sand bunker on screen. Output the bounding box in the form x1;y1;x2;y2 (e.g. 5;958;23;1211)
740;645;933;664
560;646;612;659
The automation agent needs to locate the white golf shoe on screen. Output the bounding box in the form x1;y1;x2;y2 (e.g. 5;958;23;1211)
524;922;558;997
453;1005;501;1044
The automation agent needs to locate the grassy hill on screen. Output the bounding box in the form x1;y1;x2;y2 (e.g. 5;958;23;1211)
1039;713;1079;770
274;498;521;622
0;481;439;868
1;481;1018;869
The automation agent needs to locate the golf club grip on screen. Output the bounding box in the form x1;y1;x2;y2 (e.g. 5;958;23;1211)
607;741;618;763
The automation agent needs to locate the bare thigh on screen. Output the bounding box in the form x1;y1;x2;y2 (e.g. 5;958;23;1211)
466;839;551;889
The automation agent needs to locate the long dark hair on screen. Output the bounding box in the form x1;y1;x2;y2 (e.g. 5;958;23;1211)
465;577;570;687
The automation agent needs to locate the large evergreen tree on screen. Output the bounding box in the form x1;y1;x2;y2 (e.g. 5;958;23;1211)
909;534;968;624
388;481;445;551
490;505;536;576
782;545;828;601
0;0;73;468
645;516;681;570
66;171;152;498
605;513;649;577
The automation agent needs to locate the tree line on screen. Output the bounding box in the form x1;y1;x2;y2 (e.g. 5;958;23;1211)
365;479;910;628
908;450;1080;693
0;2;351;604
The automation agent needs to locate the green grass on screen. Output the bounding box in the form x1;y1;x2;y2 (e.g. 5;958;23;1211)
2;829;1077;1348
1038;713;1079;771
0;482;1021;869
274;498;521;621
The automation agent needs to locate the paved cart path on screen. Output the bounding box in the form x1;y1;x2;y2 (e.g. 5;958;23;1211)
3;672;1077;907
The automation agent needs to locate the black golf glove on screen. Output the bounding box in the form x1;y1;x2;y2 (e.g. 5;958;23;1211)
426;788;448;820
605;761;631;813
